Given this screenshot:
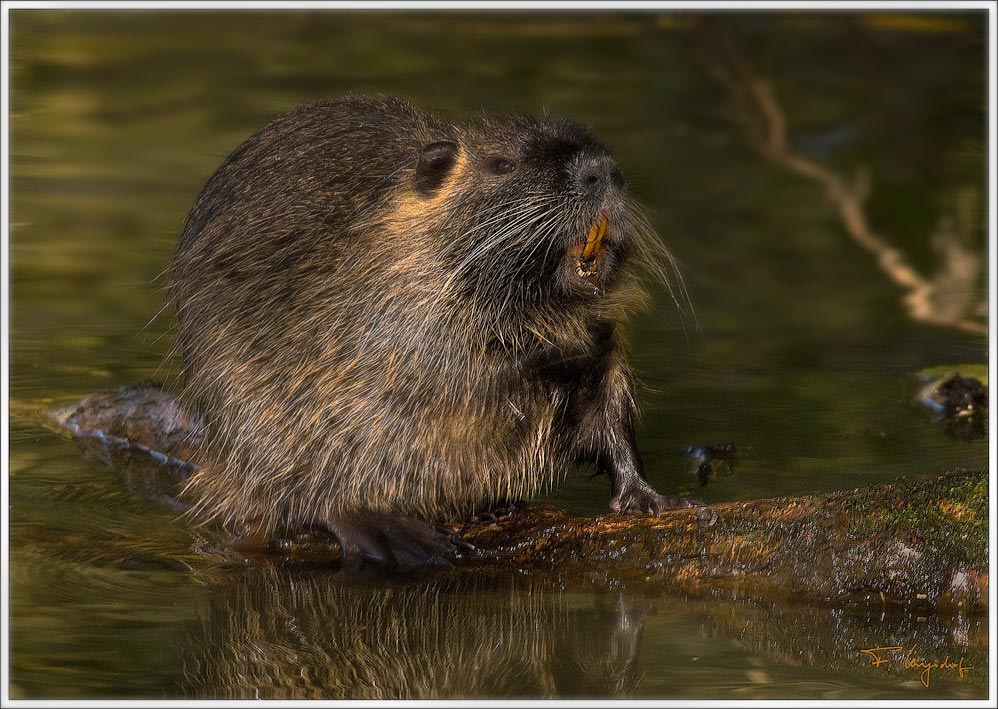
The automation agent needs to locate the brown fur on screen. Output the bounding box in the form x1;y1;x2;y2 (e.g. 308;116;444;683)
168;95;682;535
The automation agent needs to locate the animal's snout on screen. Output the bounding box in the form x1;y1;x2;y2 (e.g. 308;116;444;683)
575;153;625;194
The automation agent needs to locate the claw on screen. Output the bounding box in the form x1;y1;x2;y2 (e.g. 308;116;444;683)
611;485;702;516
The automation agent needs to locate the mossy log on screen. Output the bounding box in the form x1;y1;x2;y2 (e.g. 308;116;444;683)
41;385;989;615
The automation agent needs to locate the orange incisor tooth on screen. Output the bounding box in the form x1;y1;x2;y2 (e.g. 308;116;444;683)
581;215;608;262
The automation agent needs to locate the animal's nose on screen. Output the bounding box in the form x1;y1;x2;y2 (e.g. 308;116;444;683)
576;153;625;193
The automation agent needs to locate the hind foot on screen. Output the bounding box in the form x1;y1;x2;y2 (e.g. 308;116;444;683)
325;510;472;574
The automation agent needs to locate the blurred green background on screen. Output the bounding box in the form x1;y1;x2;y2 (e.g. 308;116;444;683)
8;10;988;699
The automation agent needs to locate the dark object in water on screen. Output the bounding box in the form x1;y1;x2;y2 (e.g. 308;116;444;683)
679;443;737;487
923;375;988;418
917;373;987;441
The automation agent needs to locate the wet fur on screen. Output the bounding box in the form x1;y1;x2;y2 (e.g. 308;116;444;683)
169;95;681;533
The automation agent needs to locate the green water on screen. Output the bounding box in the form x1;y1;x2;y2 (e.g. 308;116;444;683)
8;10;989;700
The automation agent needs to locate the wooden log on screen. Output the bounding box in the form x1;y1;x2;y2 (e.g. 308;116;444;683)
39;385;988;615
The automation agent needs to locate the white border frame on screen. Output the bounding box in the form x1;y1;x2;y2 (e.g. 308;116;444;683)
1;2;994;708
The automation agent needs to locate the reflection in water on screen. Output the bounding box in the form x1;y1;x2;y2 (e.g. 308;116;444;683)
182;570;645;699
179;564;988;700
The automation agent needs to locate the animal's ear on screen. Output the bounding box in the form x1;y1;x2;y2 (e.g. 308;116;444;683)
415;140;459;196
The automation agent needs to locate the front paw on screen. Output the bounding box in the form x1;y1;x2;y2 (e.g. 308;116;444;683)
610;483;703;515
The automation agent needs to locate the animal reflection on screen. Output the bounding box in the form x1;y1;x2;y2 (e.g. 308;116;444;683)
181;568;647;699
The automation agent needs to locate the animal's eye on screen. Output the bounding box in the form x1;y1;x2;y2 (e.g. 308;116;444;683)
487;157;516;176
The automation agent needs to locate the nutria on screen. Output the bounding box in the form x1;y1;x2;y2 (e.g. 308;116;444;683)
169;95;697;571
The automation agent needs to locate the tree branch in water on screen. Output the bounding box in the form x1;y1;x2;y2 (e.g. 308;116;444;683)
696;20;986;336
36;385;989;616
